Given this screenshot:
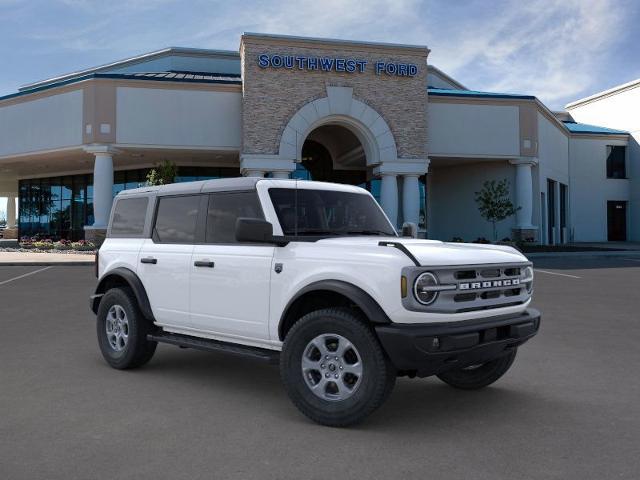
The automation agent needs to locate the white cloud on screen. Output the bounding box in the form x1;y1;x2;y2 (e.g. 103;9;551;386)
426;0;631;108
4;0;634;109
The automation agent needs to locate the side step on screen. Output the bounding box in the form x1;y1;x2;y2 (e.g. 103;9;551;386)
147;332;280;364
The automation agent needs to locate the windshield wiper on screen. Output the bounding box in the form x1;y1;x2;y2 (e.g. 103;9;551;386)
344;230;394;236
293;229;341;236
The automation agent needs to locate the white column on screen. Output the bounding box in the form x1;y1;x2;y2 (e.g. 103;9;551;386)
401;174;420;226
380;173;398;227
6;195;16;229
244;170;265;178
271;171;290;179
510;158;537;229
84;146;116;229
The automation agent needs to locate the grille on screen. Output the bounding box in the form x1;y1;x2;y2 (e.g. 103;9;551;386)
403;263;531;314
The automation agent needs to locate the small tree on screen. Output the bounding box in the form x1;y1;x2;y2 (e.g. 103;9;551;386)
146;160;178;186
474;179;519;242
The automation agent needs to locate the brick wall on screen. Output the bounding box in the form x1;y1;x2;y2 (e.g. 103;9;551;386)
240;36;429;160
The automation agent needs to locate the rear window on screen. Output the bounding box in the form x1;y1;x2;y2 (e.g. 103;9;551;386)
153;195;200;244
110;197;148;237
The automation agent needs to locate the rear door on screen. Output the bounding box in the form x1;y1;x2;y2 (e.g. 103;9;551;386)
190;191;274;342
137;194;203;330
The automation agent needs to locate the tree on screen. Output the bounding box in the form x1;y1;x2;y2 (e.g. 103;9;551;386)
146;160;178;186
474;179;519;241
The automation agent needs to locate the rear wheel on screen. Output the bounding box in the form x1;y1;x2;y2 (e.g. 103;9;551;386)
97;287;157;369
436;348;517;390
280;308;396;427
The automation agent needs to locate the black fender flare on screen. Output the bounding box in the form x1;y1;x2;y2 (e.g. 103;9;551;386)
278;279;391;340
92;267;155;321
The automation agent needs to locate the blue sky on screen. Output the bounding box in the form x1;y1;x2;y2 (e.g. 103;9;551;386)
1;0;640;216
1;0;639;109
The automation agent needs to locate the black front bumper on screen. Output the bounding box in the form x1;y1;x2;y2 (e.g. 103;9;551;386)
375;308;541;378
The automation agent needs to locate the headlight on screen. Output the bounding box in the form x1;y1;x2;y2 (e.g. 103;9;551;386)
521;266;534;293
414;272;439;305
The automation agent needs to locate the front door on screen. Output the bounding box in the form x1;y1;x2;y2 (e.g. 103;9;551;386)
607;201;627;241
137;194;202;329
189;191;274;343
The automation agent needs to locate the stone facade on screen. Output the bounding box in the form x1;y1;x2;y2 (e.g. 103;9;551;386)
240;34;429;161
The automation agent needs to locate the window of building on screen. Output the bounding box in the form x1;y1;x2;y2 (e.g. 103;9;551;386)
606;146;626;179
110;197;149;237
206;191;263;243
153;195;200;244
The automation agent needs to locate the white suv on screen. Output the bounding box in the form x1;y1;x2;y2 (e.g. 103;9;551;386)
91;178;540;426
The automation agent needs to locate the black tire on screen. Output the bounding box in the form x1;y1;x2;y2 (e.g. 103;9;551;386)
436;348;517;390
280;308;396;427
96;287;157;370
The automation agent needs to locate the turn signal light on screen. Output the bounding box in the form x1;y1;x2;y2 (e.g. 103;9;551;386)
401;276;408;298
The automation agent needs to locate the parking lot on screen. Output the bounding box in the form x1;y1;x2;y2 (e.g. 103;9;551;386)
1;257;639;480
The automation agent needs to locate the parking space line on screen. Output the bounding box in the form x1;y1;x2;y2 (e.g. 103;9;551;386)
0;266;52;286
534;269;581;279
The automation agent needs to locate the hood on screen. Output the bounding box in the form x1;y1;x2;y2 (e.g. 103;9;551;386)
316;237;528;266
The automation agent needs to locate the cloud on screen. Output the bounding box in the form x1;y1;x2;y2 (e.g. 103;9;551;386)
426;0;633;108
1;0;636;109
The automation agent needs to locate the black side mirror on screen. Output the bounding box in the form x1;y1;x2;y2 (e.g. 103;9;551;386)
235;218;277;244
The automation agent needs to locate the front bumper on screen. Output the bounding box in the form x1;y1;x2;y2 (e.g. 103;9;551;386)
375;308;541;377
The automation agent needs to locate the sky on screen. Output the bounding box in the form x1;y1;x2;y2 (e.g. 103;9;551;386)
1;0;640;215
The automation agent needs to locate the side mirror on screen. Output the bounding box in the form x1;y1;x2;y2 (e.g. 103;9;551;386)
401;222;418;238
235;218;277;244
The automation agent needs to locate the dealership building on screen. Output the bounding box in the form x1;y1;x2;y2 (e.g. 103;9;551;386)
0;33;637;244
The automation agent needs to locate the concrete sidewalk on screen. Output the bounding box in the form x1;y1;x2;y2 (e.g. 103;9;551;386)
0;251;95;266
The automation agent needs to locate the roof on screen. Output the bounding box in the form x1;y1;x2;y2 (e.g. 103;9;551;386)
241;32;429;54
20;47;240;92
566;78;640;109
428;87;535;100
119;177;261;197
427;65;467;90
562;121;628;135
0;71;242;103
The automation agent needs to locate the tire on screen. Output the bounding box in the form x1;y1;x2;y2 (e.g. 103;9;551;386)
280;307;396;427
96;287;157;370
436;348;517;390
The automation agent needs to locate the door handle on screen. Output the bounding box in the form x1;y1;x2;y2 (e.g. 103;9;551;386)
194;260;215;268
141;257;157;264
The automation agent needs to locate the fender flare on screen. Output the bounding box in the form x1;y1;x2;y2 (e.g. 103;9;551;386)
278;279;391;340
92;267;155;321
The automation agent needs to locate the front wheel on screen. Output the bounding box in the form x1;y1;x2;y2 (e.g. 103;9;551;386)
280;308;396;427
96;287;157;370
436;348;517;390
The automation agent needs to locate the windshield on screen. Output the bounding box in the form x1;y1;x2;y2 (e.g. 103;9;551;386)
268;188;397;238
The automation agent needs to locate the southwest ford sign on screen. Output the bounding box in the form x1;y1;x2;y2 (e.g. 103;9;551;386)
257;54;418;77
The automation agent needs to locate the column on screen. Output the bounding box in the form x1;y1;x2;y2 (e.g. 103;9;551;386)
510;158;536;229
6;195;16;229
84;146;116;229
380;173;398;227
509;157;538;242
244;170;265;178
401;174;420;226
271;171;290;179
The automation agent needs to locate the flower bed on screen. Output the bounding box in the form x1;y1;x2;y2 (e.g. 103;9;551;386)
0;237;97;254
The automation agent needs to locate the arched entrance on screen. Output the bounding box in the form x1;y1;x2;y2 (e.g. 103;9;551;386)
297;124;368;186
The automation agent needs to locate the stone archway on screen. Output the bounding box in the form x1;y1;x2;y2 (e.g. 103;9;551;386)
278;86;398;166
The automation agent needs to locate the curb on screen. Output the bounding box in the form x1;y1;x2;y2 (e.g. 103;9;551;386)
0;261;94;266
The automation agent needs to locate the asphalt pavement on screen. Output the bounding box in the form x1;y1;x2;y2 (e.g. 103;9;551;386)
1;257;639;479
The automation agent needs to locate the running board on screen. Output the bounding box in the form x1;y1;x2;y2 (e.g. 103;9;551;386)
147;332;280;364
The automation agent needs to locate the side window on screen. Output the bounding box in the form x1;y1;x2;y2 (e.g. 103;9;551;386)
110;197;148;237
206;191;263;243
153;195;200;244
606;145;626;179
